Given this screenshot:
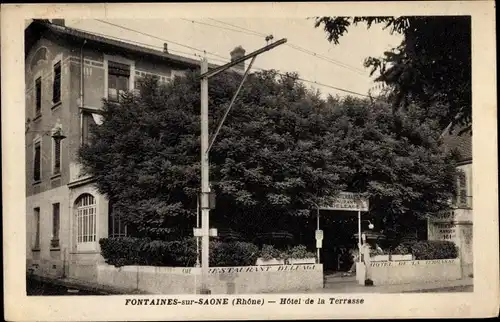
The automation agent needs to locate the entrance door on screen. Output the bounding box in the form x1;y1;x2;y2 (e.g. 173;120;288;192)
319;213;358;273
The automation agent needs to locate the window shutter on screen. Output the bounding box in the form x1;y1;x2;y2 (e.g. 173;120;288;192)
35;78;42;115
457;171;468;207
34;143;41;181
54;139;61;173
52;62;61;103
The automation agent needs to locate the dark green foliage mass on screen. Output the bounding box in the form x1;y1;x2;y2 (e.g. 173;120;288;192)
314;16;471;134
79;69;457;243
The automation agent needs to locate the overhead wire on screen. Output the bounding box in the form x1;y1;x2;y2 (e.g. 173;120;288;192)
202;18;367;75
181;18;263;38
85;20;370;97
94;19;228;60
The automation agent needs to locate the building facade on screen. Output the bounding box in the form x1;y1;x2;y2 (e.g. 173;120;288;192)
428;129;473;277
24;19;244;282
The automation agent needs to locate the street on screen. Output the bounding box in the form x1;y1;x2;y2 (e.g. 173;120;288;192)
27;276;103;296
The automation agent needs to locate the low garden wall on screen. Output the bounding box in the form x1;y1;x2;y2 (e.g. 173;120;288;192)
356;258;461;285
97;263;323;294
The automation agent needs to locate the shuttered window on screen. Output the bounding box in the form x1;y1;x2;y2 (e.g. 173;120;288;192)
53;137;61;174
51;203;60;248
457;171;468;207
35;77;42;116
52;61;61;103
34;207;40;249
34;142;41;182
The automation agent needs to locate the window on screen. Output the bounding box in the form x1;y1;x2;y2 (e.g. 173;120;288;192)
75;194;97;250
82;111;103;145
52;61;61;104
53;137;61;174
34;207;40;250
108;201;128;238
34;141;41;182
51;203;60;248
107;61;130;102
457;171;468;207
35;77;42;116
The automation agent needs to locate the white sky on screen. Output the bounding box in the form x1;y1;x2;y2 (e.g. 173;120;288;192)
62;18;402;98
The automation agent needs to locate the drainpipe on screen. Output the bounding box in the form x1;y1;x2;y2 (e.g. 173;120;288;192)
79;40;87;146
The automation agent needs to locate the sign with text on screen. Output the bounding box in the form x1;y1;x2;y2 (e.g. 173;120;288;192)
429;222;457;241
315;230;323;240
321;192;369;212
430;211;455;222
177;265;319;275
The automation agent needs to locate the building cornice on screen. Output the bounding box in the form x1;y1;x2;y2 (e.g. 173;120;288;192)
67;176;96;189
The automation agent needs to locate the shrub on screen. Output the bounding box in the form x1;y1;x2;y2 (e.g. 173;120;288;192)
258;244;315;260
99;237;150;267
285;245;315;259
100;237;259;267
210;241;259;266
393;240;458;260
259;244;283;260
140;237;197;267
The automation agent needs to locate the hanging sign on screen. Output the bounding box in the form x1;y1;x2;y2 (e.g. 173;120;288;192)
320;192;369;212
193;228;202;237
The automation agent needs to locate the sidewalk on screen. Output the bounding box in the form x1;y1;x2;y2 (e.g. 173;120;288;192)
28;274;147;295
273;277;473;294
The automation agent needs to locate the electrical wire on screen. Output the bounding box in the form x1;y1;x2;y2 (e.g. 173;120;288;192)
202;18;367;75
43;21;370;99
204;56;369;97
181;18;263;38
207;18;268;37
94;19;228;60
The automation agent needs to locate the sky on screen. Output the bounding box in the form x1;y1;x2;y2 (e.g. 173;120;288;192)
48;18;402;98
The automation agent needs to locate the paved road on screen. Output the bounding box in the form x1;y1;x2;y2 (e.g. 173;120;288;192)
27;276;103;295
403;285;473;293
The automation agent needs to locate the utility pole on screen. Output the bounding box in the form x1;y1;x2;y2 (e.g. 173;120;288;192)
200;57;210;294
197;38;287;294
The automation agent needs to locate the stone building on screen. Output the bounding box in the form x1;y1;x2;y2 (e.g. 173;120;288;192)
428;128;473;277
24;19;245;282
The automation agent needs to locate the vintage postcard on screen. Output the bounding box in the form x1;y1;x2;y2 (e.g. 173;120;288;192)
2;1;498;320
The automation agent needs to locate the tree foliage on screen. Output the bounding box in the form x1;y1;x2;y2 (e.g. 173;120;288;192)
79;70;458;242
314;16;471;134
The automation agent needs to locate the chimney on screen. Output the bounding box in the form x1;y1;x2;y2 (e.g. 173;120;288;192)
230;46;246;72
163;43;169;54
52;19;65;27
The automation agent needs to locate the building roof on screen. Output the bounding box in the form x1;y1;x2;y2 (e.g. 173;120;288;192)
25;19;219;70
441;127;472;163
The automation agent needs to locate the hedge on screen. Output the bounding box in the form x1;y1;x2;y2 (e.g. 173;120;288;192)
393;240;458;260
99;237;258;267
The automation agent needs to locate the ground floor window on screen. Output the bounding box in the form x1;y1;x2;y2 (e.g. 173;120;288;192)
33;207;40;250
108;200;127;238
75;193;97;250
51;203;60;248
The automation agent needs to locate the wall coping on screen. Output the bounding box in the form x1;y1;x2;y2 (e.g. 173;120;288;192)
97;263;322;275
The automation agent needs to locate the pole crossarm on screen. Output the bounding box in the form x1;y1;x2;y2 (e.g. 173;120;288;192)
200;38;287;79
206;56;257;154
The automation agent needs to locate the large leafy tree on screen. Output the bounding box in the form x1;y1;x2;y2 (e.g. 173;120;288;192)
79;71;348;240
79;70;458;244
314;16;471;134
325;95;458;244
